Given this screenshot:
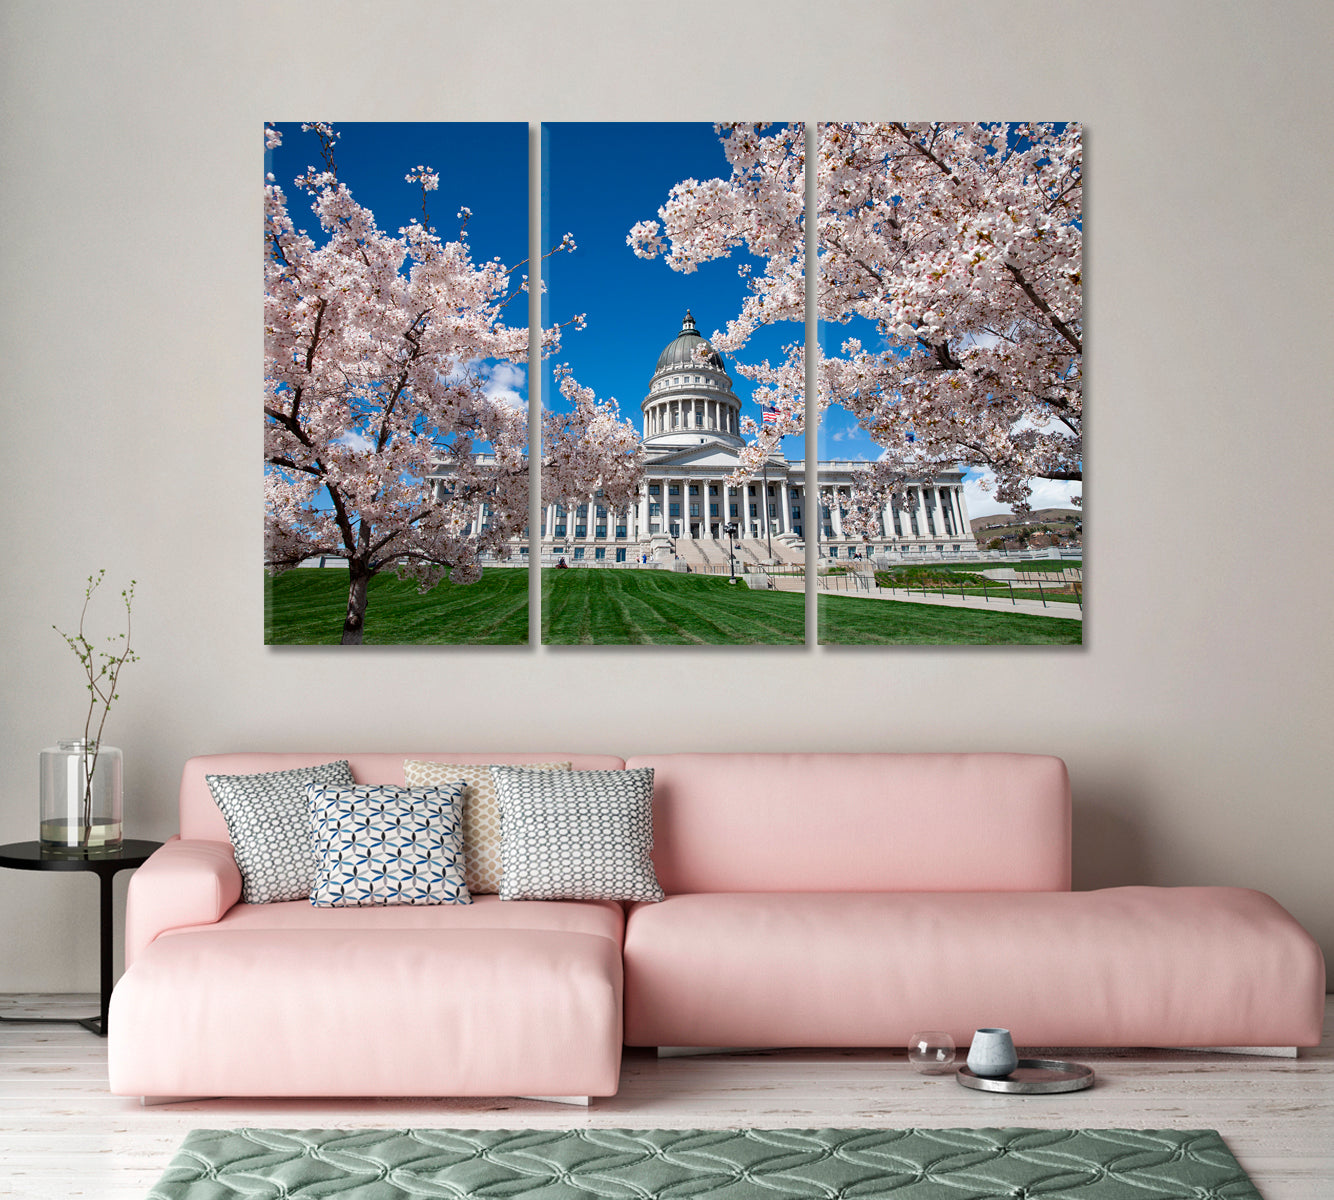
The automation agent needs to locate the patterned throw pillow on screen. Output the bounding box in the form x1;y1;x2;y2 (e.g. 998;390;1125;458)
403;761;571;895
490;766;664;903
307;781;471;907
205;760;355;904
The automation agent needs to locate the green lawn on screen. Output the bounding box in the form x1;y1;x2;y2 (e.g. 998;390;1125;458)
887;559;1082;574
1005;559;1082;574
543;568;804;644
819;592;1082;645
265;564;1082;647
265;567;529;645
870;572;1083;607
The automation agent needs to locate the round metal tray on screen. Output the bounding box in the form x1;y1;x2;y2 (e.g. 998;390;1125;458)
956;1057;1094;1093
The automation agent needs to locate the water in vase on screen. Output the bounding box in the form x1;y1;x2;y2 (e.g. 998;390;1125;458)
39;816;124;855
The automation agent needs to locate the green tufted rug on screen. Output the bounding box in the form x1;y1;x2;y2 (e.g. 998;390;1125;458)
145;1126;1261;1199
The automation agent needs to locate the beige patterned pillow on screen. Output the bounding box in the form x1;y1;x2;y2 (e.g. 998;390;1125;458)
403;761;571;894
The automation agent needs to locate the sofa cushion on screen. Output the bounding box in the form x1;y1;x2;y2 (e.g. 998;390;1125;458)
624;753;1071;894
109;905;624;1098
622;887;1326;1049
403;761;571;895
205;760;354;904
492;766;664;903
308;781;470;907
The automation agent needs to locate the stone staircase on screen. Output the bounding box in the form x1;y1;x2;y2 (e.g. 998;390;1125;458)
692;539;723;566
736;539;769;566
676;539;712;567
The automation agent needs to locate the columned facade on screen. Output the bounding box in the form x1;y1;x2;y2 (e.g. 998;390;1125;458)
434;311;977;565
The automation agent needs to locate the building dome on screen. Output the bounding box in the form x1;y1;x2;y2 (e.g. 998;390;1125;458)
655;310;723;373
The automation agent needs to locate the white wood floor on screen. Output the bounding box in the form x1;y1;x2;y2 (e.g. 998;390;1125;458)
2;993;1330;1199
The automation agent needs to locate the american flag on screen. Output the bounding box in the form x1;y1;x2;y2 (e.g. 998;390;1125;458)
761;407;780;424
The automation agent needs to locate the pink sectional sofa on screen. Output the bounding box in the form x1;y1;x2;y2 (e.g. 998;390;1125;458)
108;751;1326;1103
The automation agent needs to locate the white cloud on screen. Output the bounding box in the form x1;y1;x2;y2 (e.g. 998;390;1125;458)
437;359;528;411
336;429;374;452
957;330;1003;351
962;467;1082;521
482;361;527;410
440;359;471;385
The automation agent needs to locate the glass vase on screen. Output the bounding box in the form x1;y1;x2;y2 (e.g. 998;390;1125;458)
40;739;123;855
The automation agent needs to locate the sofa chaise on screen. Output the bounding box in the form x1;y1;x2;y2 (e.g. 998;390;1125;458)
107;751;1326;1103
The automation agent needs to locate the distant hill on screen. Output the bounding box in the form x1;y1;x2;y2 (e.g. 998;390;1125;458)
970;508;1082;550
970;507;1082;533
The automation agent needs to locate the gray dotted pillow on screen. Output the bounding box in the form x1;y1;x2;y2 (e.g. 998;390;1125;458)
205;760;355;903
490;766;663;902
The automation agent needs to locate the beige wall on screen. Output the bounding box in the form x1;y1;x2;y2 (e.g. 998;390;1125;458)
1;1;1330;990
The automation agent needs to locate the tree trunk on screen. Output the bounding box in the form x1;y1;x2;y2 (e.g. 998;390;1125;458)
342;566;372;645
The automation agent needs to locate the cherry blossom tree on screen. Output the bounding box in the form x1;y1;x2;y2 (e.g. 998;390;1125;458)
542;366;645;523
632;122;1082;526
265;123;637;643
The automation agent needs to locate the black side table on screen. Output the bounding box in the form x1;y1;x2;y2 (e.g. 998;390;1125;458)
0;839;161;1036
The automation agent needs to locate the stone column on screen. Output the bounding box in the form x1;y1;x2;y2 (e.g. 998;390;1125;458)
831;487;844;540
779;478;791;535
915;488;930;539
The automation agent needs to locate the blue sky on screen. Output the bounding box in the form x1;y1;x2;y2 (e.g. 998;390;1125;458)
266;122;528;274
263;121;1077;521
265;121;530;422
541;122;803;460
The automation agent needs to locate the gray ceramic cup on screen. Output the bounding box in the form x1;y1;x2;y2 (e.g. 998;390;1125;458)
967;1027;1018;1077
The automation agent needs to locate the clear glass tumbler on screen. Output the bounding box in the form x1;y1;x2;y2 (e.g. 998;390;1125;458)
908;1030;956;1074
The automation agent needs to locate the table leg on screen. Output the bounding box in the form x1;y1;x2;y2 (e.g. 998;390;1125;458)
92;866;116;1037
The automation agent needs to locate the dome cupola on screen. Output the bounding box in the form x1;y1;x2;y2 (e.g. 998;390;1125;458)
642;310;743;448
655;310;724;373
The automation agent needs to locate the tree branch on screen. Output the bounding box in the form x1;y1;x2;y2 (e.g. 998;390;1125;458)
1003;262;1082;354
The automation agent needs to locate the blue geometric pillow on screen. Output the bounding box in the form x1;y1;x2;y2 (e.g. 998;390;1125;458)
306;782;471;907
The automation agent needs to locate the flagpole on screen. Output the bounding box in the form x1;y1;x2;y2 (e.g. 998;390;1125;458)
762;457;772;560
760;406;778;561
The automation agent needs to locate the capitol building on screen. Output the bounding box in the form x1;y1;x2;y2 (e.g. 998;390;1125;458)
437;311;976;568
531;312;976;567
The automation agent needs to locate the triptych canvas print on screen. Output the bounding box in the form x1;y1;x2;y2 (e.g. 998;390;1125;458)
264;122;1082;647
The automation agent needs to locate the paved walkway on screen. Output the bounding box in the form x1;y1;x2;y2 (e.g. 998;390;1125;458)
767;574;1083;621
